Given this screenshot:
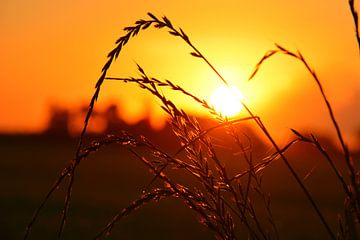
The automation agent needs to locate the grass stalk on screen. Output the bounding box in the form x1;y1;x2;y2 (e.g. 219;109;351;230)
349;0;360;51
25;4;360;238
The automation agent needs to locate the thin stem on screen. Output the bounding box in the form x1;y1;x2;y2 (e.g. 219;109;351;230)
349;0;360;51
134;16;336;239
273;46;360;217
24;167;71;240
173;116;259;157
179;35;336;239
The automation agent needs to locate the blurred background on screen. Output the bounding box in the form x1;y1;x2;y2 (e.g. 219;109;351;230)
1;0;360;239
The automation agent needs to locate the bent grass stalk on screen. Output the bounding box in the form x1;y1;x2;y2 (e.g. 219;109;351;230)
25;13;327;240
25;2;360;238
349;0;360;51
250;44;360;221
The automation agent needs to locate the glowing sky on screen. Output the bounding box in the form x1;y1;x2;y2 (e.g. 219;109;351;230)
1;0;359;145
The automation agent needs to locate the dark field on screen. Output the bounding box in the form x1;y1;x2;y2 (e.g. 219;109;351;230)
0;133;357;239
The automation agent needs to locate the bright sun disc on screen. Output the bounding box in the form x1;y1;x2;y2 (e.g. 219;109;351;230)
210;85;243;117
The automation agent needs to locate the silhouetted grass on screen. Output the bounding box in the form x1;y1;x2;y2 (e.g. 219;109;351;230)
25;1;360;239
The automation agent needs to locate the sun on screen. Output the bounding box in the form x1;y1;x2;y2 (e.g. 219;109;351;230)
210;85;244;117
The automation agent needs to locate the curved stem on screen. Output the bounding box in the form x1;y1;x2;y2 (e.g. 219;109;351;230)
174;29;336;238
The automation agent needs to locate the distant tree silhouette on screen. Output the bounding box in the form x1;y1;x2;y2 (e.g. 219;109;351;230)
103;104;124;133
43;105;70;137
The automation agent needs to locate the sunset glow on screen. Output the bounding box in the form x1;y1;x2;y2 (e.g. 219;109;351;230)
210;85;244;117
0;0;359;146
3;2;360;239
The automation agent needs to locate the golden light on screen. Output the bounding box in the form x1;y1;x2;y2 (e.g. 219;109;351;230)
210;85;244;117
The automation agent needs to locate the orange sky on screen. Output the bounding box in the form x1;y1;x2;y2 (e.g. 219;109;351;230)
1;0;359;146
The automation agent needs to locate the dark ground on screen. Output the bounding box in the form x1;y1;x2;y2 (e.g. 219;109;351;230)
0;132;357;239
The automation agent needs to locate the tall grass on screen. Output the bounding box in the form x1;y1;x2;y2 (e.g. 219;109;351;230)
25;1;359;239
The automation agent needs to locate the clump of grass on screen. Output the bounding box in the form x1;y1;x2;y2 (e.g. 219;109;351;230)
25;1;359;239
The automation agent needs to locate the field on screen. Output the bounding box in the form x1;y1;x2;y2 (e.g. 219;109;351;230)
0;134;212;239
1;131;357;239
